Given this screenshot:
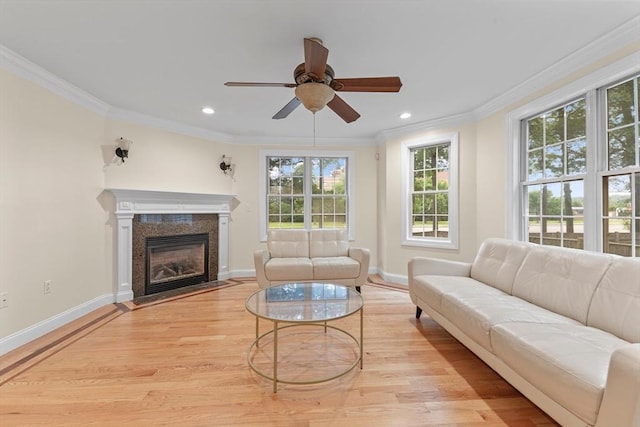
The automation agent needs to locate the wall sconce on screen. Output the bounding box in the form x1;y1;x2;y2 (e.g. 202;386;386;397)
220;154;232;175
115;137;132;163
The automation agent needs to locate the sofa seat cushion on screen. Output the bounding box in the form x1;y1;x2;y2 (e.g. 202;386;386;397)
264;258;313;281
441;293;580;351
312;256;360;280
411;275;505;313
491;322;630;425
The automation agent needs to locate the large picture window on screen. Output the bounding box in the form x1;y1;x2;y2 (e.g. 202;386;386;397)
403;133;458;249
509;56;639;256
259;150;354;240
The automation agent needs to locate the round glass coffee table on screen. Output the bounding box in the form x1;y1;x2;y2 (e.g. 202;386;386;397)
245;282;364;393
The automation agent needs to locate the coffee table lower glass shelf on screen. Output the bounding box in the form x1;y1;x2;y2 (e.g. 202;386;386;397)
245;282;364;393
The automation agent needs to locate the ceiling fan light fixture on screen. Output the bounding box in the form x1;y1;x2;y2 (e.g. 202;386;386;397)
295;83;335;113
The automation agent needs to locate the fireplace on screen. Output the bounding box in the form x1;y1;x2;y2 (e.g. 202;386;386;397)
146;233;209;295
106;189;234;302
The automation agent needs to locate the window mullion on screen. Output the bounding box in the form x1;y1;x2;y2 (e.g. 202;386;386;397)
304;157;312;229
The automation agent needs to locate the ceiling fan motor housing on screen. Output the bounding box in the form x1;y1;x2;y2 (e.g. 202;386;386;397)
294;63;335;86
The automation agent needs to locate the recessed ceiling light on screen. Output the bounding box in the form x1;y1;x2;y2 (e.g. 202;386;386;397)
400;112;411;119
202;107;215;115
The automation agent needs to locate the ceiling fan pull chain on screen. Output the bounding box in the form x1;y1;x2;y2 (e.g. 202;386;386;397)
313;113;316;148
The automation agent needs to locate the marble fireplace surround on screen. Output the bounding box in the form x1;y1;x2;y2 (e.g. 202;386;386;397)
107;189;235;302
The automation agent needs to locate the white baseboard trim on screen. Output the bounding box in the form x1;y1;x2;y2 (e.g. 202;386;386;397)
0;293;115;356
376;269;408;287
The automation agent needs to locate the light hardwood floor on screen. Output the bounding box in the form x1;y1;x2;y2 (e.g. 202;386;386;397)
0;279;558;426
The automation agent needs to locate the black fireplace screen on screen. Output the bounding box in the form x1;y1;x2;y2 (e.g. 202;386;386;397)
145;233;209;295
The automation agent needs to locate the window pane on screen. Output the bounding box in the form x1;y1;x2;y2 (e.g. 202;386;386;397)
526;184;541;216
607;79;635;128
608;175;631;217
424;194;435;214
608;126;636;170
414;171;424;191
436;193;448;215
545;108;564;144
528;149;543;181
424;147;436;168
544;144;564;178
566;99;586;140
424;170;436;191
528;116;544;150
541;217;562;246
567;139;586;175
542;183;561;216
527;217;541;244
412;194;424;214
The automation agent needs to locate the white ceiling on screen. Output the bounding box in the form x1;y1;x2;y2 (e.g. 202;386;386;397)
1;0;639;143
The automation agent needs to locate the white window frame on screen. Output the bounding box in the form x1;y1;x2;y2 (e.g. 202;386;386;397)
259;149;355;242
506;53;640;251
402;132;459;250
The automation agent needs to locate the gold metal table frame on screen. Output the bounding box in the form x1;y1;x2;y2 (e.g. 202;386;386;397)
245;283;364;393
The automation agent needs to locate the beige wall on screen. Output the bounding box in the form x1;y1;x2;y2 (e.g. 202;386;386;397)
378;122;479;281
0;69;110;337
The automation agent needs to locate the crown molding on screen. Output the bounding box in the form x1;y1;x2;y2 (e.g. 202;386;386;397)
234;134;375;146
0;44;110;116
378;111;476;141
473;15;640;120
106;107;234;143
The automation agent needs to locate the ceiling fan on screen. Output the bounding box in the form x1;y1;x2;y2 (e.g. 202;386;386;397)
224;37;402;123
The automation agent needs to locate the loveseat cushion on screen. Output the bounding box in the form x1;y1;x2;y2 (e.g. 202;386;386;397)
268;229;310;258
470;238;531;294
511;245;611;324
264;258;313;281
312;256;360;280
309;229;349;258
587;257;640;343
440;292;580;351
491;322;630;425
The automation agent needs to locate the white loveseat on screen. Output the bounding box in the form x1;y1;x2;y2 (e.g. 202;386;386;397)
254;229;370;291
408;238;640;427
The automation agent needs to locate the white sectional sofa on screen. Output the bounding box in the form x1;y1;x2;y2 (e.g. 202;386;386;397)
254;229;370;291
408;238;640;427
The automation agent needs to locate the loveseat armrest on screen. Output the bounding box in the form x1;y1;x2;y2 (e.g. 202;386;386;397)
408;257;472;281
253;249;271;289
595;343;640;427
348;247;371;286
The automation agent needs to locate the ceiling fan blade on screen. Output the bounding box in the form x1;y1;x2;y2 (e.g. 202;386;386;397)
304;38;329;79
327;94;360;123
272;97;302;119
332;77;402;92
225;82;296;88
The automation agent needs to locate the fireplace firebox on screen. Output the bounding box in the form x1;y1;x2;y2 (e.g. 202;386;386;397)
145;233;209;295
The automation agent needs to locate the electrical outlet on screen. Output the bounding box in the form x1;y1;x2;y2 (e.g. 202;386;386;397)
44;280;52;294
0;292;7;308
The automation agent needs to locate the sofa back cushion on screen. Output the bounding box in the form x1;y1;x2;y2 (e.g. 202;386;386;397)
268;229;309;258
470;238;531;294
310;229;349;258
512;245;611;324
587;257;640;342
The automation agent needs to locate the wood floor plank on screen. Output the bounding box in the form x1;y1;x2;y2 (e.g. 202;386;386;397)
0;282;558;426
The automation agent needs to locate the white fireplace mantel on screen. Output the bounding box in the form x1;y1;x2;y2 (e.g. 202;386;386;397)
106;189;235;302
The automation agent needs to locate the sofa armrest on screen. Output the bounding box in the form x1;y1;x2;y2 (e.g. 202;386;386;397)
253;249;271;289
348;247;371;286
595;343;640;427
408;257;472;280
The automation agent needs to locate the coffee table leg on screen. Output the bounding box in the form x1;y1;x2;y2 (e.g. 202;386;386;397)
273;320;278;393
360;307;364;369
255;317;259;347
